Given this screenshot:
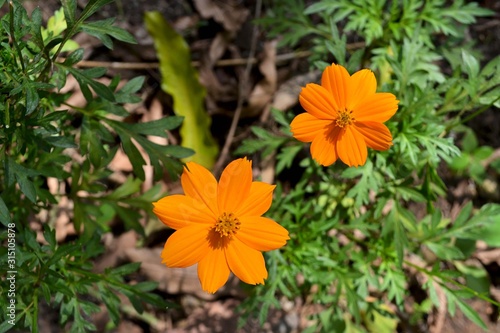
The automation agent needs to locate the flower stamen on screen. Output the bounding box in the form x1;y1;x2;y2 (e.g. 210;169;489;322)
214;212;241;237
335;109;355;128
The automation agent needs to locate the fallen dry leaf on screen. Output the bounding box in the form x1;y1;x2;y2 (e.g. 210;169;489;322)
475;248;500;265
193;0;249;32
124;247;244;300
94;231;138;273
208;32;231;66
141;97;168;193
242;40;278;118
198;33;238;112
271;70;321;112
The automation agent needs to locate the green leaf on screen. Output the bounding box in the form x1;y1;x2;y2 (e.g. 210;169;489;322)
105;118;191;180
133;281;158;292
99;287;121;325
454;201;473;227
25;82;39;115
364;308;398;333
449;153;470;171
426;242;464;260
476;215;500;246
455;297;488;330
43;7;79;53
17;175;36;203
79;0;115;23
62;48;84;66
0;197;11;225
111;262;141;276
45;243;81;268
394;186;427;202
473;146;493;160
450;203;500;241
127;116;184;137
115;76;145;103
30;7;43;46
383;207;408;267
61;0;77;28
145;11;218;169
234;127;287;156
120;136;146;180
81;18;136;49
0;320;17;333
44;135;78;148
461;49;480;78
276;145;301;174
454;262;490;295
55;63;115;102
107;177;142;200
461;129;478;153
43;224;57;249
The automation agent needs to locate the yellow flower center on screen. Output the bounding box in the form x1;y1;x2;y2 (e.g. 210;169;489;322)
336;109;355;128
214;212;241;237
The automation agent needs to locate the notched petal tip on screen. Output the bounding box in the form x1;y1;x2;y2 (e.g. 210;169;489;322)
237;216;289;252
197;248;230;293
355;121;393;151
236;182;276;217
226;239;268;286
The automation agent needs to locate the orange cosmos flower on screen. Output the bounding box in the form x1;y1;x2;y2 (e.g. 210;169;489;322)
290;63;399;167
152;158;289;293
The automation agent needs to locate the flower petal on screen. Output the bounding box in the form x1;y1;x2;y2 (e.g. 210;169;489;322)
321;64;350;110
347;69;376;110
153;195;214;230
336;126;368;167
197;244;230;293
236;216;289;251
235;182;275;217
181;162;218;217
161;224;210;267
218;158;252;213
290;112;331;142
299;84;338;120
310;124;342;166
354;121;393;151
225;238;267;285
354;92;399;123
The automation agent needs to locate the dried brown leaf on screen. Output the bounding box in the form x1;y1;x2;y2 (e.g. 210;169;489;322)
93;231;138;272
193;0;249;32
124;247;243;300
242;41;278;118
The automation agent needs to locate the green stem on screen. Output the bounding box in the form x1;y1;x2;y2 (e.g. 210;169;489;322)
32;293;39;333
460;94;500;125
404;259;500;307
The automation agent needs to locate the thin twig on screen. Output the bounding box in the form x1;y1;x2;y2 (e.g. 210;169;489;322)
212;0;263;175
61;40;365;70
59;50;313;70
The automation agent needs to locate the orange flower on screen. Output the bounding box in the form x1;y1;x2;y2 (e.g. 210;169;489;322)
290;63;399;167
152;158;289;293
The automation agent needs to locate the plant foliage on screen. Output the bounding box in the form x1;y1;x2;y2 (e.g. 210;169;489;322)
0;1;186;331
236;0;500;331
